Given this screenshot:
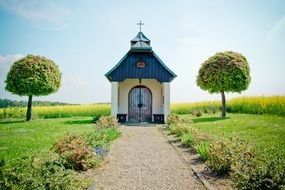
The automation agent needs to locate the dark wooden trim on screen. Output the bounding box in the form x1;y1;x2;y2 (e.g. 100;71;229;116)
128;85;152;122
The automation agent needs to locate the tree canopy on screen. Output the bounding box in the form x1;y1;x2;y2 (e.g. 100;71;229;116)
5;55;61;96
197;51;251;94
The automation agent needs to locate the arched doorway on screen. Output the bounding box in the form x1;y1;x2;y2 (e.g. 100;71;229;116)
128;86;152;122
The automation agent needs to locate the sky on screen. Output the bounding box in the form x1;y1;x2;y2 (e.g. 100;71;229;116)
0;0;284;104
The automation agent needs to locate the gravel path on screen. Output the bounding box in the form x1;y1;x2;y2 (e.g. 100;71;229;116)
90;126;205;190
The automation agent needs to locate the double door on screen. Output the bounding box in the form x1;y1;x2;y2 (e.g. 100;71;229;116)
128;86;152;122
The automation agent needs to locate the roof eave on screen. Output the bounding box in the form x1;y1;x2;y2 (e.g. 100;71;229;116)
152;51;177;80
105;50;131;82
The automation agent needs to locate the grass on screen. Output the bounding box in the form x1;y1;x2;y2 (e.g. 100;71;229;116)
0;117;94;161
180;113;285;155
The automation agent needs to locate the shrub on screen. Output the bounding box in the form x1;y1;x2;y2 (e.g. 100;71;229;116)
210;106;217;114
86;128;121;149
167;114;180;127
231;153;285;190
0;156;88;190
196;142;209;161
53;133;98;171
170;125;191;137
194;132;212;145
180;133;195;146
93;113;101;123
86;131;109;149
167;125;176;134
192;109;202;117
103;128;121;142
96;116;118;129
207;138;249;175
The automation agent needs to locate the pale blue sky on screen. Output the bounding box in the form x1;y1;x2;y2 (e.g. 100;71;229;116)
0;0;284;104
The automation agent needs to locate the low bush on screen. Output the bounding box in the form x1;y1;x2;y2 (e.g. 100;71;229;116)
167;114;180;127
95;116;118;129
53;133;98;171
170;125;191;137
209;106;217;114
207;138;250;175
196;142;209;161
0;155;88;190
92;113;102;123
192;109;203;117
86;128;121;149
180;133;195;146
87;116;121;149
231;152;285;190
194;132;212;145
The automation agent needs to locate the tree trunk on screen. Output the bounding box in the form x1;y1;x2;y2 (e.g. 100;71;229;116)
26;95;33;121
221;91;226;117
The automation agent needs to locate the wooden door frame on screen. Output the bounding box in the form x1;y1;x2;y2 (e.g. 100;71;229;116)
128;85;152;122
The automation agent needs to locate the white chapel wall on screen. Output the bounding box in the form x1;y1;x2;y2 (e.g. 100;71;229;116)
118;79;163;119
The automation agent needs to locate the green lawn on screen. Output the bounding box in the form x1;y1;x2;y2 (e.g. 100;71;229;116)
0;117;94;161
180;113;285;155
1;114;284;162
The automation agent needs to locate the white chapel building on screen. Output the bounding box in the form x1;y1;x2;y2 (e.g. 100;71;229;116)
105;27;176;123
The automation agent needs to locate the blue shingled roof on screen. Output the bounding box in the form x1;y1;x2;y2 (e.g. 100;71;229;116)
105;32;176;82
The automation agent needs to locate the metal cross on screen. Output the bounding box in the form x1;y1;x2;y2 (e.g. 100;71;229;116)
137;20;144;32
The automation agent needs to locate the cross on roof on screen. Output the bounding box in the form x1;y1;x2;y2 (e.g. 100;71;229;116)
137;20;144;32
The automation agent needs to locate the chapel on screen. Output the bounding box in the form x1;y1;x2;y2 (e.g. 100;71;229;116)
105;22;176;123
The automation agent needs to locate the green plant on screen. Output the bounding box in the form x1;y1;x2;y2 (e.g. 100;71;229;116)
96;116;118;129
93;113;101;123
171;125;191;137
192;109;202;117
197;51;251;117
207;138;249;175
196;142;209;161
53;133;97;171
194;132;212;145
167;114;180;127
180;133;195;146
210;106;217;114
167;125;177;135
0;155;88;190
5;55;61;121
231;152;285;190
86;128;121;149
103;128;121;142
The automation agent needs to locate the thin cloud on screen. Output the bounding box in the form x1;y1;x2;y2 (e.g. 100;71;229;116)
264;16;285;48
0;53;24;66
0;0;72;30
64;75;91;88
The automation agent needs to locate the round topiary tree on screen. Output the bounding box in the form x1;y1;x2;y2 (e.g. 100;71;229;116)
5;55;61;121
196;51;251;117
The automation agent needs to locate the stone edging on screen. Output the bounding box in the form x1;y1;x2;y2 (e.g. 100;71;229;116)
160;126;214;190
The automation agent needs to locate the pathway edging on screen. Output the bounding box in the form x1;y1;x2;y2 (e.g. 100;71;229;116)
160;126;214;190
